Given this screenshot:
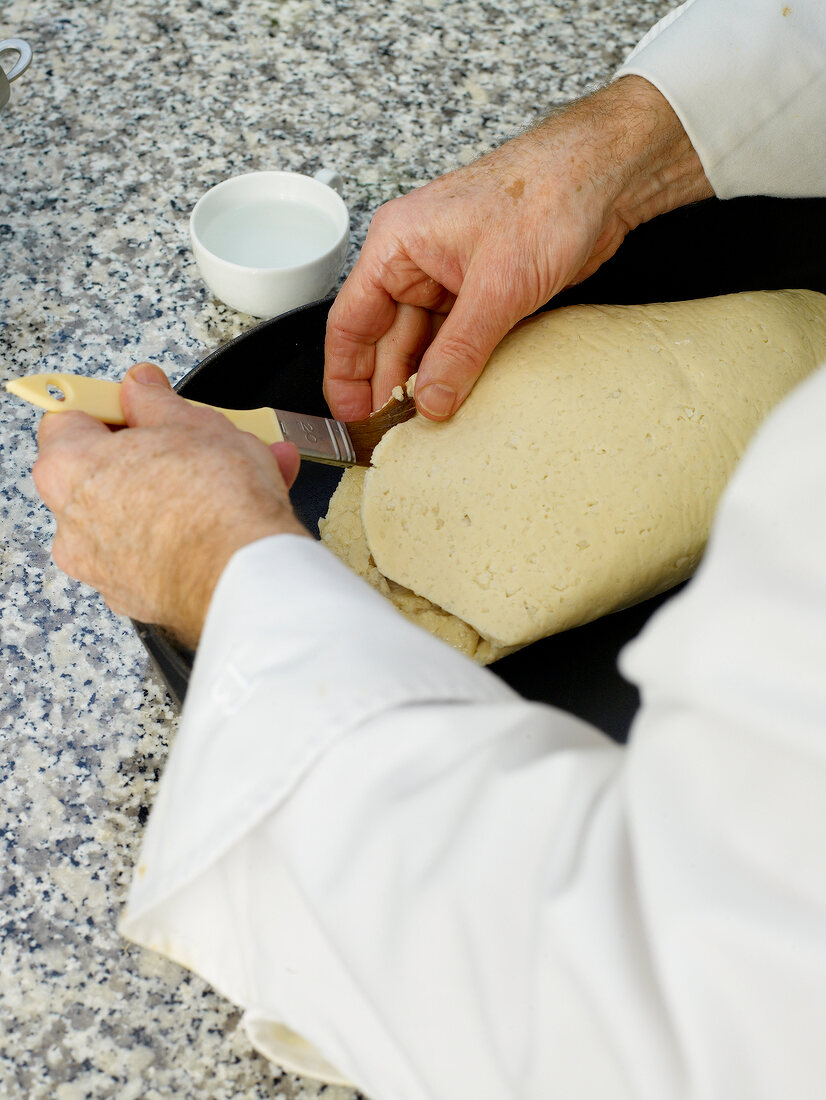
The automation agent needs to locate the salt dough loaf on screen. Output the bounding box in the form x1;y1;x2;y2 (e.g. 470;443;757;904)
320;465;504;663
321;290;826;661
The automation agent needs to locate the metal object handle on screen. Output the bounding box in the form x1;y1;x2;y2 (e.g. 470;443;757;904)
276;409;356;465
313;167;345;195
0;39;33;83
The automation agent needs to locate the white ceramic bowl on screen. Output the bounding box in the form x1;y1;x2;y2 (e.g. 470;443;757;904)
190;170;349;318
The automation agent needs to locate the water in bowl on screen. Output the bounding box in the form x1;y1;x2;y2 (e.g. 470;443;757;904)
201;198;341;269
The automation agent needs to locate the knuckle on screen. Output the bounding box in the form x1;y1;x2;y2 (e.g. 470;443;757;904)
104;595;128;617
434;331;486;372
186;404;220;428
369;198;402;232
325;312;364;354
31;455;60;508
51;535;78;580
31;454;47;493
177;403;229;438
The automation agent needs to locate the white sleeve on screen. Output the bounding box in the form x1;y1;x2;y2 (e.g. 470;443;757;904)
120;363;826;1099
615;0;826;198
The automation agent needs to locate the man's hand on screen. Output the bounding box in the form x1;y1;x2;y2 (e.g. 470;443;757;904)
324;76;712;423
32;362;308;648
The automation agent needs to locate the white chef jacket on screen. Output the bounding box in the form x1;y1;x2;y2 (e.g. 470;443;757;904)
615;0;826;197
120;2;826;1097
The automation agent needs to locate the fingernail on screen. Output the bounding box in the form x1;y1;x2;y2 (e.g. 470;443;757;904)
416;382;457;420
130;363;165;386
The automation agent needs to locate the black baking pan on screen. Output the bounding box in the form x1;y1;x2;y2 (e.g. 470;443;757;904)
136;195;826;741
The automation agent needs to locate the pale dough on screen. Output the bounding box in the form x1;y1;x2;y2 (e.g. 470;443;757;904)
319;466;505;663
320;290;826;661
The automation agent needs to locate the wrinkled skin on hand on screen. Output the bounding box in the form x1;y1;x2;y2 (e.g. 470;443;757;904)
324;75;713;423
32;363;308;648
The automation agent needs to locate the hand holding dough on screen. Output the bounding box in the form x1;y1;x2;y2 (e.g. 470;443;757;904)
321;291;826;662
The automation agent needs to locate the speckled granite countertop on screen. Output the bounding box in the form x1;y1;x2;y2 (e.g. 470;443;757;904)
1;1;673;1096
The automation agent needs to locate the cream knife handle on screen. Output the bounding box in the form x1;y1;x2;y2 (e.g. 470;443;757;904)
5;373;285;446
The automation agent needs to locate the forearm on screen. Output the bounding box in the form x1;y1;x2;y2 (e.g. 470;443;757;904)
592;75;713;224
454;74;711;243
524;76;712;282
